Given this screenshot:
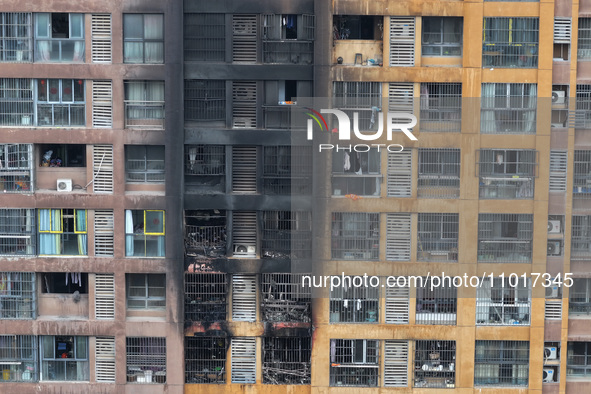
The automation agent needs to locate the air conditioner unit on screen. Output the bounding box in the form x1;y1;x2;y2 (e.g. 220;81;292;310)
552;90;566;105
548;220;561;234
546;286;560;298
544;346;558;360
543;368;555;383
56;179;72;192
233;244;256;257
547;241;561;256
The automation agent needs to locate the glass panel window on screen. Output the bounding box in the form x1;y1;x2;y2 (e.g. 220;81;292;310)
0;335;37;381
331;212;379;260
40;336;89;381
483;18;539;68
477;213;533;263
125;145;165;183
478;149;537;199
124;80;165;129
36;79;85;126
34;13;84;62
38;209;87;256
332;149;381;196
127;274;165;310
184;14;225;61
481;83;537;134
569;278;591;315
567;342;591;377
422;17;462;56
124;14;164;64
474;340;529;386
125;210;165;257
579;19;591;60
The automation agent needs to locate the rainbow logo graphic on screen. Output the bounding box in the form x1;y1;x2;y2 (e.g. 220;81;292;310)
304;107;333;133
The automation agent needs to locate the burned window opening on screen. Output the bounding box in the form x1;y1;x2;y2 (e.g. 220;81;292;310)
261;273;311;322
41;272;87;294
185;210;226;258
185;273;227;322
263;337;311;384
262;211;312;259
185;336;227;384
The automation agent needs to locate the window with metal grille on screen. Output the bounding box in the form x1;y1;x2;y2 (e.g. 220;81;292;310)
126;337;166;384
38;144;85;167
125;145;164;183
184;14;225;61
567;342;591;377
572;216;591;259
574;85;591;128
124;80;164;129
262;212;312;259
579;19;591;60
569;278;591;315
185;146;225;194
260;273;311;322
34;13;85;62
414;340;455;388
332;212;379;260
38;209;87;256
263;146;312;195
390;17;415;66
41;336;88;381
0;209;35;256
478;149;537;199
0;78;33;126
0;335;37;381
330;284;379;323
417;148;460;198
476;277;531;325
417;213;458;262
481;83;537;133
478;213;533;263
333;82;382;130
329;339;380;387
185;336;227;383
184;210;226;257
0;272;35;319
125;210;165;257
263;337;311;384
36;79;85;126
474;340;529;386
416;277;457;325
126;274;165;310
574;150;591;199
332;149;381;196
262;14;314;64
482;18;539;67
184;273;227;322
0;13;32;62
422;18;462;56
185;80;225;122
420;83;461;132
123;14;163;64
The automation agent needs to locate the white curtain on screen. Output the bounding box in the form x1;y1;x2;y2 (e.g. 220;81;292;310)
524;84;537;133
144;15;164;63
125;210;134;256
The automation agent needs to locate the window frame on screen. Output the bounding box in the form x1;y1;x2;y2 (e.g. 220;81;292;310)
125;145;165;183
123;14;164;64
474;340;529;387
40;335;88;382
421;17;463;57
37;209;87;256
126;273;166;310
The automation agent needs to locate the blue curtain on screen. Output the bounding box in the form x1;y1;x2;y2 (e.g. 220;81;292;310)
39;209;60;255
156;235;165;257
75;210;87;256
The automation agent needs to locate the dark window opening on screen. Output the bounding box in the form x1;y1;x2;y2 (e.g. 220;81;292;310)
184;210;226;257
263;337;311;384
260;273;311;322
41;272;88;294
185;337;227;383
39;144;85;167
51;13;69;38
333;16;380;40
285;15;297;39
285;80;297;101
184;273;227;322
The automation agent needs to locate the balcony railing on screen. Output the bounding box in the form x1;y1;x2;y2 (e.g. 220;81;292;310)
124;101;165;129
477;240;532;263
34;40;84;62
262;40;313;64
37;104;85;126
479;177;534;199
417;176;460;198
263;105;292;129
418;239;458;262
185;225;226;256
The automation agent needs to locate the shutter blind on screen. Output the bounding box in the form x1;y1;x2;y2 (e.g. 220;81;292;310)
92;80;113;128
232;146;257;193
549;150;567;192
384;340;408;387
386;213;411;261
385;279;410;324
91;14;112;63
92;145;114;193
232;81;257;128
232;274;257;321
554;17;571;43
95;273;115;319
387;150;412;197
94;209;114;257
545;300;562;320
389;17;415;66
231;337;256;383
232;15;257;63
95;336;116;382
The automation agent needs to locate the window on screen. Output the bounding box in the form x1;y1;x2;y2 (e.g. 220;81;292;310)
0;335;37;381
329;339;379;387
0;13;32;62
184;14;225;61
332;149;381;196
35;13;84;62
262;211;312;259
126;274;165;310
263;337;311;384
332;212;379;260
476;277;531;325
184;210;226;257
124;80;164;129
478;149;537;199
260;273;311;322
184;145;225;194
414;340;455;388
185;80;225;122
422;17;462;56
478;214;533;263
416;277;457;325
417;148;460;198
569;278;591;315
333;82;382;131
579;19;591;60
0;78;34;126
263;80;312;129
474;340;529;386
126;337;166;383
417;213;458;262
125;145;164;183
36;79;85;126
568;342;591;377
38;209;87;256
185;337;226;383
123;14;163;63
125;210;165;257
481;83;537;134
41;273;87;294
263;146;312;195
184;273;226;322
40;336;88;381
483;18;539;68
420;83;461;132
39;144;85;167
333;16;381;40
0;272;35;319
0;209;35;256
575;85;591;128
572;216;591;260
262;14;314;64
330;284;379;323
574;150;591;197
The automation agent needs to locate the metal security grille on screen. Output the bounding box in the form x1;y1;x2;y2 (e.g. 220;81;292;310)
418;148;460;198
124;80;165;130
93;145;114;193
185;80;226;121
334;82;382;130
481;83;537;134
332;149;381;196
92;80;112;128
416;277;457;325
483;18;539;67
474;340;529;386
387;150;412;197
232;274;256;321
263;337;311;384
385;279;410;324
569;278;591;314
477;149;537;199
184;273;227;322
417;213;458;262
0;78;33;126
232;15;257;63
262;14;314;65
94;210;114;257
420;83;461;132
478;214;533;263
422;17;462;56
232;146;257;193
476;277;531;325
185;337;227;383
91;15;111;63
330;284;379;323
232;81;257;128
0;335;37;381
386;213;411;261
184;210;226;257
263;146;312;195
579;18;591;59
231;337;256;383
414;340;455;388
574;85;591;128
332;212;379;260
185;145;225;176
184;13;225;61
545;300;562;319
261;211;312;259
549;150;568;192
572;216;591;260
0;13;32;62
384;340;408;386
0;209;35;256
390;17;415;66
95;336;115;382
0;143;33;193
126;337;166;384
94;273;115;319
0;272;35;319
574;150;591;197
329;339;380;387
554;17;572;43
260;273;311;322
568;342;591;377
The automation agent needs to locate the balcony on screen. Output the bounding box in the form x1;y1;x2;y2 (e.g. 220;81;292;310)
263;40;313;65
263;105;291;129
124;101;165;129
417;176;460;199
185;224;226;258
477;240;532;263
333;40;383;66
480;177;534;199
